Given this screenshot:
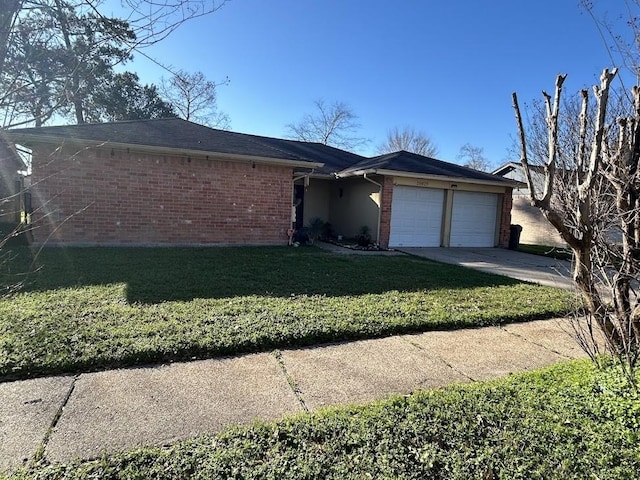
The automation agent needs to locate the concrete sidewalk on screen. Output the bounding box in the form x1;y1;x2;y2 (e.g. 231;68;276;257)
1;317;586;472
400;247;575;290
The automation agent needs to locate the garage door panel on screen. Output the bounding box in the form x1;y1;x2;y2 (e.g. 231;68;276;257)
389;186;444;247
450;191;498;247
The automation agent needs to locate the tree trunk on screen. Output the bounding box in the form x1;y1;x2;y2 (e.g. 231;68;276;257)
572;246;623;352
53;0;86;124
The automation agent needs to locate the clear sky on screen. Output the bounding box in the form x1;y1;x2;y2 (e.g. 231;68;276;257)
115;0;631;168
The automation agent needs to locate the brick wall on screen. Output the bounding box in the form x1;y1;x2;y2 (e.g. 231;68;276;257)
30;145;293;245
498;188;513;247
378;176;394;248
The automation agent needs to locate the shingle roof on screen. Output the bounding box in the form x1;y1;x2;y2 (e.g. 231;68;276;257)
8;119;514;185
247;136;366;175
339;150;514;185
7;118;320;165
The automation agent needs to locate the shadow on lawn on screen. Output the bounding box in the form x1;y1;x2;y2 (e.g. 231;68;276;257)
6;246;522;303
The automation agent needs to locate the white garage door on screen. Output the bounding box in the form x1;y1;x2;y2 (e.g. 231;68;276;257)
389;186;444;247
450;191;498;247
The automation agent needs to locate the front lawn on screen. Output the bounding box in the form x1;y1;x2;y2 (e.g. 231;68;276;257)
0;247;574;379
10;360;640;479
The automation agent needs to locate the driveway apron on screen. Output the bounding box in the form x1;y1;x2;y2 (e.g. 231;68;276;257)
398;247;574;290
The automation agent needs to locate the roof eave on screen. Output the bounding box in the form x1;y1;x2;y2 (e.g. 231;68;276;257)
492;161;520;176
8;133;324;169
293;170;335;179
339;168;521;188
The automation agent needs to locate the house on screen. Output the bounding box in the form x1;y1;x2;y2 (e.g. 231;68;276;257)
7;118;518;248
492;162;565;247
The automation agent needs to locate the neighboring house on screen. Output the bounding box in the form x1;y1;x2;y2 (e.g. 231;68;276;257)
0;133;26;223
7;118;518;248
493;162;566;247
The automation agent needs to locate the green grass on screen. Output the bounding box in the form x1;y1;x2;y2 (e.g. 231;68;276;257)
0;247;574;380
9;360;640;479
518;243;573;261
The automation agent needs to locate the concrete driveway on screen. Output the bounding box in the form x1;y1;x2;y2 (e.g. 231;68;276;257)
399;247;575;290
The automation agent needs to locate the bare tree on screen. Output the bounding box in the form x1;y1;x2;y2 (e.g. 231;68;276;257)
119;0;228;51
285;99;368;151
581;0;640;86
513;68;640;386
160;70;230;128
376;126;438;157
457;143;491;171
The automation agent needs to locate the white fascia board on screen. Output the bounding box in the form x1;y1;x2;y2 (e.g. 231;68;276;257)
339;167;522;189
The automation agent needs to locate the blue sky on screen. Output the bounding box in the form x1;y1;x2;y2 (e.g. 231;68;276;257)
117;0;631;167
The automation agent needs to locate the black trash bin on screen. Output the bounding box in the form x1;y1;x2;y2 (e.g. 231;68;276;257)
508;224;523;250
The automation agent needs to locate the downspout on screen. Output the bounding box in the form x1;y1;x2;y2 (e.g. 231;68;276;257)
363;173;383;245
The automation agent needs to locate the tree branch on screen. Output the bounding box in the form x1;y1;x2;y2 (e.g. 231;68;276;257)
512;91;539;202
578;68;618;199
577;89;589;181
541;74;567;206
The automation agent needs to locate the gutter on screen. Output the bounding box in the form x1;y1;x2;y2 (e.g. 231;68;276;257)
362;173;383;245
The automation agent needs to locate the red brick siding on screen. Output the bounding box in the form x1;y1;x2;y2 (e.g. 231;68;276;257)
30;145;293;245
378;176;394;248
498;188;513;247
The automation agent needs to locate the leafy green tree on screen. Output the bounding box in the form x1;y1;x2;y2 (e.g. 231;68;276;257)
94;72;176;121
1;0;229;127
0;0;135;126
1;0;228;81
0;11;68;127
0;0;22;72
51;2;136;124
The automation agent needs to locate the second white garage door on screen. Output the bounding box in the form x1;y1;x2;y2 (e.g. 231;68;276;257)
450;191;498;247
389;186;444;247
